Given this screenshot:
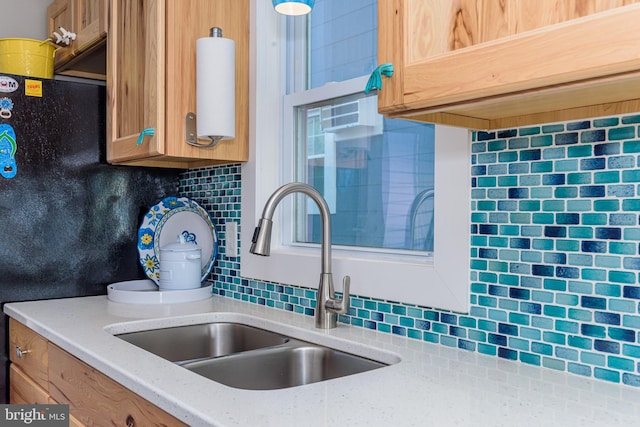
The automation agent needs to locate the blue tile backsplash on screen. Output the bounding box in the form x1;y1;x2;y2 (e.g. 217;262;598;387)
179;113;640;388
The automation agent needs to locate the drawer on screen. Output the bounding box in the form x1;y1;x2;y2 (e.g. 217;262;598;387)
9;364;49;404
8;318;49;391
48;343;188;427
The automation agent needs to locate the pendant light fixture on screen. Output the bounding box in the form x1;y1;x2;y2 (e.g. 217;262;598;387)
272;0;314;16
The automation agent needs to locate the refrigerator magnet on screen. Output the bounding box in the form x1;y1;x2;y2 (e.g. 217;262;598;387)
0;123;17;179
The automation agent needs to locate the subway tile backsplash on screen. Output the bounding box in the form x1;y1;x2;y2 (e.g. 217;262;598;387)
179;113;640;388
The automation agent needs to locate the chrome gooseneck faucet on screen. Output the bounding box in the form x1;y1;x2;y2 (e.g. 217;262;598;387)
250;182;350;329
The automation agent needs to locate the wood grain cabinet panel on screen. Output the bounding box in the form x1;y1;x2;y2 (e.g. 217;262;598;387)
378;0;640;128
8;318;49;392
8;319;188;427
107;0;249;168
48;344;188;427
47;0;107;79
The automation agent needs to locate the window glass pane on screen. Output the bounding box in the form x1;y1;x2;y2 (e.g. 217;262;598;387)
310;0;378;88
294;92;435;252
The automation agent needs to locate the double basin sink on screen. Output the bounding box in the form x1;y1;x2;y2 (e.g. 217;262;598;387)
115;322;391;390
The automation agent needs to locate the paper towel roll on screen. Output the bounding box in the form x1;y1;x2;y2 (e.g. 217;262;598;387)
196;35;235;140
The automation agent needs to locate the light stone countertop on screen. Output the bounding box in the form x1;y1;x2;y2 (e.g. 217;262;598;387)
5;295;640;427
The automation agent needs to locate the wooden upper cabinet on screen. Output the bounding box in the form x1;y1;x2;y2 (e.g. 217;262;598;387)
107;0;249;168
378;0;640;129
47;0;107;79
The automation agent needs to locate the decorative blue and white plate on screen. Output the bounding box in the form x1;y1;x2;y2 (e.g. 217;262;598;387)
137;196;218;284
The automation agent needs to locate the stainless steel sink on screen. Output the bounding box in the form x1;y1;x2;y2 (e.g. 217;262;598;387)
116;323;289;363
182;342;387;390
114;322;390;390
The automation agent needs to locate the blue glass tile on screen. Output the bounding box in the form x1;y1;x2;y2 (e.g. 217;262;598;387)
623;373;640;387
557;320;579;334
593;171;620;184
580;158;606;170
521;302;542;314
531;342;553;356
543;305;566;318
594;311;620;326
498;323;518;336
532;315;554;329
498;347;518;360
543;331;566;345
622;169;640;182
594;199;620;212
581;129;606;143
568;120;590;130
440;335;457;347
568;335;591;349
594;117;619;127
557;347;579;361
622;199;640;211
623;286;640;300
544;226;566;237
568;362;591;376
450;326;466;338
608;126;635;140
489;333;507;346
581;241;607;253
582;269;606;282
555;132;579;145
556;267;579;279
488;139;507;151
520;352;541;366
595;283;621;298
498;151;517;163
609;271;636;284
555;159;579;172
521;126;541;136
568;145;594;157
543;147;565;159
556;293;578;306
623;343;640;358
531;160;553;172
594;368;620;383
582;324;606;338
623;257;640;270
608;327;635;343
532;264;554;277
477;131;495;141
581;352;605;366
458;339;476;351
580;185;606;197
478;344;497;356
623;140;640;153
543;124;565;133
556;213;580;224
543;357;566;371
521;149;541;161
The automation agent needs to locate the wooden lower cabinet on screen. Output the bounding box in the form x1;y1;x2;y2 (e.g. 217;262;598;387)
8;319;187;427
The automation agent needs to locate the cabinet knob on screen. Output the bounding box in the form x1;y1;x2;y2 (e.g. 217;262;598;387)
15;346;31;359
126;415;135;427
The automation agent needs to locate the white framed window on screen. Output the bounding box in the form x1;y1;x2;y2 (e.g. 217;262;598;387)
241;0;470;312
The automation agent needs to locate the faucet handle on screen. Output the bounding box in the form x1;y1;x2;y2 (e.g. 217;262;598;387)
326;275;350;314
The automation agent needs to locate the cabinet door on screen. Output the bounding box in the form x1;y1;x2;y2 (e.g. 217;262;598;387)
107;0;166;163
378;0;640;128
8;319;49;392
47;0;75;66
48;344;188;427
163;0;249;163
74;0;107;53
9;365;49;404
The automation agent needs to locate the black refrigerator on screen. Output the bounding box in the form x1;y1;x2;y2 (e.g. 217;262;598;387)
0;74;180;402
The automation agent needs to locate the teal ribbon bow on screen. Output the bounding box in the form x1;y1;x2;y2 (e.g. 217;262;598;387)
136;128;155;146
364;63;394;94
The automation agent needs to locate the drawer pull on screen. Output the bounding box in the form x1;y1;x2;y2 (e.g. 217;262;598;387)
15;346;31;359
